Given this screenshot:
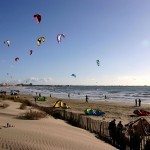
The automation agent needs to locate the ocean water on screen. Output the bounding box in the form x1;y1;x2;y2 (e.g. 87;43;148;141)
0;85;150;104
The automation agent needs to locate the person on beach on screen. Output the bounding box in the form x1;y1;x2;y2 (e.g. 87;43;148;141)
85;95;88;103
130;126;141;150
104;95;107;99
119;132;127;150
68;93;70;99
116;121;123;146
39;93;41;97
50;94;51;97
144;139;150;150
108;119;116;145
138;99;141;107
135;99;137;107
34;96;37;103
117;121;123;134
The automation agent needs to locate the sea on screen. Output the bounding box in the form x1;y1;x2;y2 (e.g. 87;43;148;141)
0;85;150;104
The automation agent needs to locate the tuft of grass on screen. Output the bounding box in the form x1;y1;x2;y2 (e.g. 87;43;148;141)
18;109;47;120
19;103;27;109
0;103;9;109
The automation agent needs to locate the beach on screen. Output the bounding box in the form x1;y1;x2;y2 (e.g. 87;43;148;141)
0;93;150;150
29;94;150;124
0;97;116;150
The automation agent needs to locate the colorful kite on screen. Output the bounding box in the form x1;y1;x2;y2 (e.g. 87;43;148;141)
37;36;45;46
34;14;41;23
57;34;65;43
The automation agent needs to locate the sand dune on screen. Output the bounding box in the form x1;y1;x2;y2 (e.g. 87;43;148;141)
0;100;115;150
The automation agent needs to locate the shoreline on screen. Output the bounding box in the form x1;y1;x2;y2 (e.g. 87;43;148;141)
1;86;150;105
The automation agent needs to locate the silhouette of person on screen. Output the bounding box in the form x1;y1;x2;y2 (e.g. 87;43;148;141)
116;121;123;146
138;99;141;107
135;99;137;107
108;119;116;145
85;95;88;103
68;93;70;99
144;139;150;150
130;126;141;150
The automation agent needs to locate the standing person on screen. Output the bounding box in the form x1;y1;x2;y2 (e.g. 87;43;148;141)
39;93;41;97
108;119;116;145
144;139;150;150
132;127;141;150
34;96;37;103
138;99;141;107
135;99;137;107
116;121;123;146
119;132;127;150
50;94;51;98
85;95;88;103
68;93;70;99
117;121;123;134
104;95;107;99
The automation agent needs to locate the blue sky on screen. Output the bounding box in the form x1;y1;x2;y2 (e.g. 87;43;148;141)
0;0;150;85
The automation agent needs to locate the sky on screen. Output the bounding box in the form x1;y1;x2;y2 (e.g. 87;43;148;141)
1;0;150;85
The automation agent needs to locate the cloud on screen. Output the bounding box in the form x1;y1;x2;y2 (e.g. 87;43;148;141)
117;75;150;85
25;77;53;84
141;39;150;47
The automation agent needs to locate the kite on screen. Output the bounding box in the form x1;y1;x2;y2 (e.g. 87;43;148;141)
15;57;19;62
34;14;41;23
37;36;45;46
96;60;100;66
29;50;33;55
4;40;10;47
71;74;76;78
57;34;65;43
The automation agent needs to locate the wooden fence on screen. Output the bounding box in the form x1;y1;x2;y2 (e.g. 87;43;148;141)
50;108;150;150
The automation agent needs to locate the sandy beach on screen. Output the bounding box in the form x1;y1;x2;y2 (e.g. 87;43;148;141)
26;94;150;125
0;98;116;150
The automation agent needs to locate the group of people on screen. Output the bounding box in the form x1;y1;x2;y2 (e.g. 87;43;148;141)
135;99;141;107
108;119;127;149
108;119;143;150
0;90;20;96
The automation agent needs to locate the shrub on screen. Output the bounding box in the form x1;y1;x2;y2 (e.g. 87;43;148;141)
19;103;27;109
24;100;32;106
18;109;47;120
0;103;9;109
